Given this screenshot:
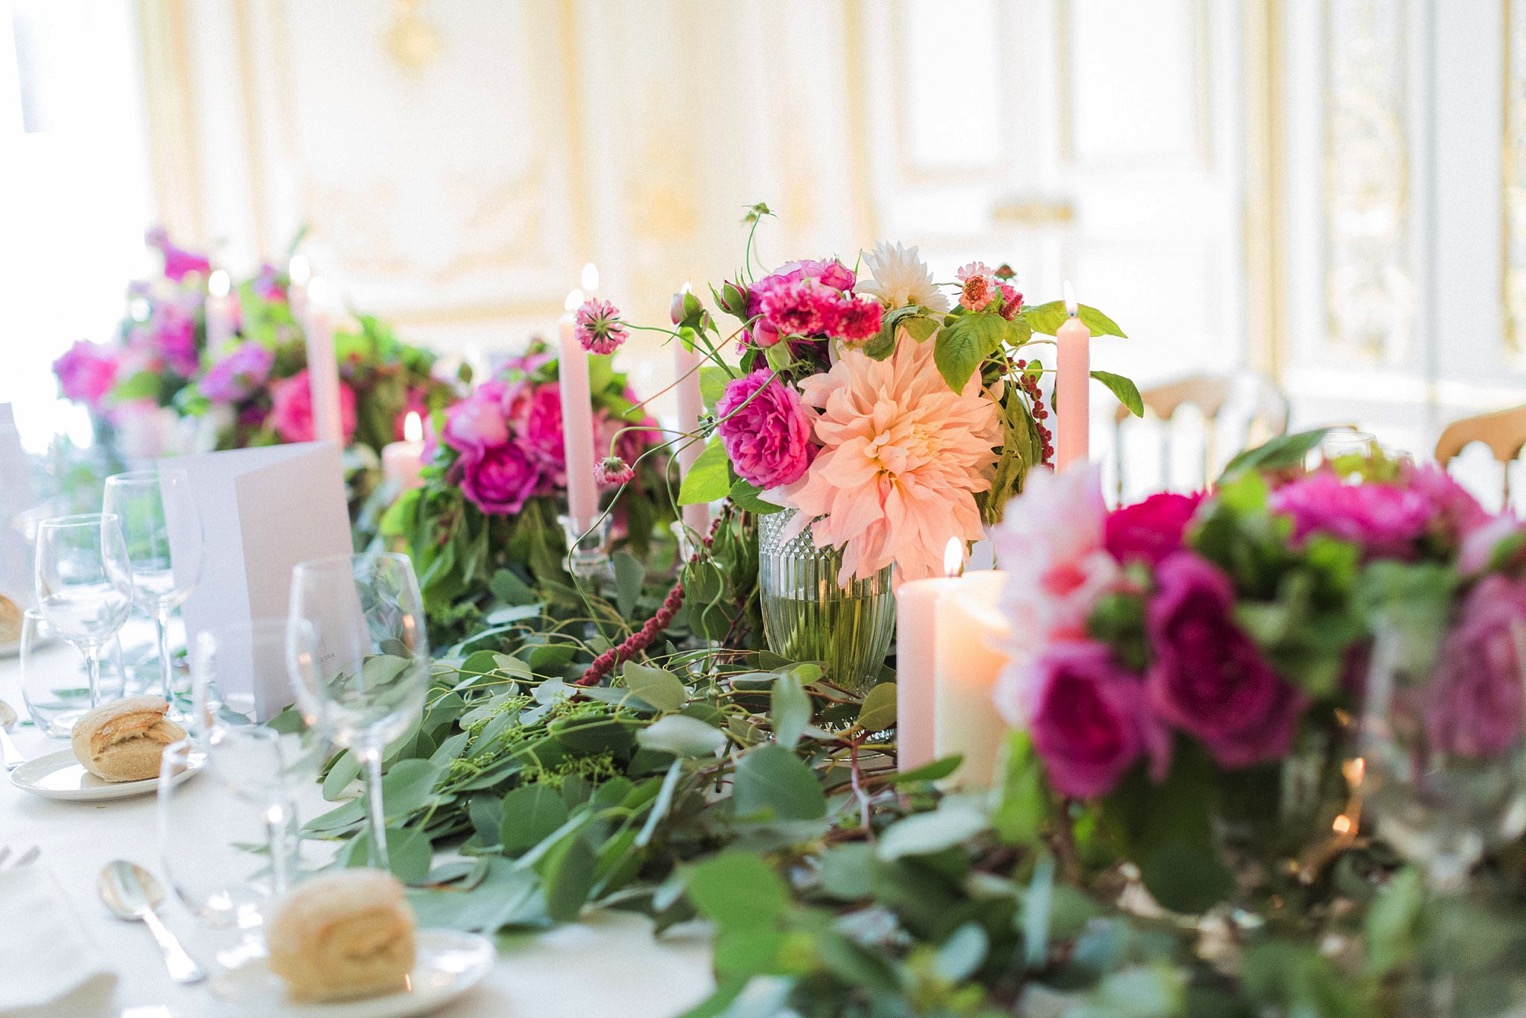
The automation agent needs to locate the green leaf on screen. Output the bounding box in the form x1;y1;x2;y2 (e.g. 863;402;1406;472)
499;783;570;853
612;551;644;619
1365;867;1424;976
699;365;729;410
855;682;897;732
112;369;164;401
934;922;989;983
819;843;874;900
1022;852;1055;968
621;661;688;712
686;851;788;930
764;342;793;374
877;798;989;860
1022;300;1128;338
933;313;1005;391
539;833;597;923
732;744;828;821
1091;370;1144;418
636;714;728;757
729;478;783;514
488;568;536;605
770;671;811;750
1218;428;1331;481
677;439;731;505
344;827;433;885
886;756;963;785
991;731;1048;845
380;758;446;819
1138;840;1234;915
904;315;939;342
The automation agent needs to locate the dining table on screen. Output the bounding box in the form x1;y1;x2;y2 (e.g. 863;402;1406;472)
0;640;717;1018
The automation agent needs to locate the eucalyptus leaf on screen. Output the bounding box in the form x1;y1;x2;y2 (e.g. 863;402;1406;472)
539;832;597;923
855;682;896;732
686;851;788;930
770;671;810;750
613;551;644;618
877;798;989;860
732;745;828;821
499;783;570;853
636;714;728;757
621;661;688;712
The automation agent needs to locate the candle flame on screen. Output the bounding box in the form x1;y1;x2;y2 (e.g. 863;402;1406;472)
308;276;332;305
208;269;231;298
1331;814;1354;836
581;262;599;292
1063;280;1078;318
288;254;311;285
403;411;423;443
943;537;964;577
565;288;585;312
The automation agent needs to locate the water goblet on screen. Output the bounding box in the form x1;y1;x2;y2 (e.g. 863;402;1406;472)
33;513;133;709
21;607;125;736
103;469;204;708
287;552;430;870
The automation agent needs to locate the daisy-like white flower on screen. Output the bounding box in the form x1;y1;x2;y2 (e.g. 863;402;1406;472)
857;242;951;314
576;298;628;355
773;336;1001;584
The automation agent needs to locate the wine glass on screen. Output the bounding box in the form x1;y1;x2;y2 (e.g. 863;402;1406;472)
21;607;126;736
103;468;203;709
190;619;325;896
33;513;133;709
287;552;430;869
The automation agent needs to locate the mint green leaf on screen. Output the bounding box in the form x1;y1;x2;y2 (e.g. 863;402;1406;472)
345;827;433;885
499;783;570;853
621;661;687;712
677;439;731;505
612;551;643;618
1022;300;1128;338
1219;428;1331;480
729;478;783;514
732;744;828;821
877;798;989;859
686;851;788;929
699;365;729;410
934;923;989;983
1091;370;1144;418
856;682;896;733
636;714;728;757
539;833;597;923
770;671;811;750
933;313;1005;391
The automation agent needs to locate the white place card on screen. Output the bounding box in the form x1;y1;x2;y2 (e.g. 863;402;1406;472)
0;404;34;603
168;441;352;717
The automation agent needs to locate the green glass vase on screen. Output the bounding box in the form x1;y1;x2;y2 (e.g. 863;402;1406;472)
757;510;895;693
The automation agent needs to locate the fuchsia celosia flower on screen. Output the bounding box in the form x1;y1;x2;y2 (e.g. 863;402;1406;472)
52;340;121;410
576;299;628;355
956;262;999;312
199;341;274;403
268;370;357;443
715;369;816;490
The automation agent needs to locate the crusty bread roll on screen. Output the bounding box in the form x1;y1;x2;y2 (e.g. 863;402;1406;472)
0;594;20;645
267;870;417;1002
70;695;186;782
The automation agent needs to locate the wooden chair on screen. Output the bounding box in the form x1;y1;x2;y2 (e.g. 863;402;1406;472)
1112;372;1289;502
1434;405;1526;505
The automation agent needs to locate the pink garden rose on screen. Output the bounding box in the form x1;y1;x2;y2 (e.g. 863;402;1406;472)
144;227;211;282
52;340;120;409
1270;471;1433;559
1146;552;1305;768
199;341;274;403
442;381;512;455
1105;491;1205;566
518;383;566;473
714;369;815;490
268;370;357;443
458;442;541;515
1404;463;1491;546
1426;575;1526;757
1021;640;1166;799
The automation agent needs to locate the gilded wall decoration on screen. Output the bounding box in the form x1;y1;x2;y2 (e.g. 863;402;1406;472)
1506;0;1526;357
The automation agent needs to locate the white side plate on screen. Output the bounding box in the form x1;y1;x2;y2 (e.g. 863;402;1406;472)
7;748;199;801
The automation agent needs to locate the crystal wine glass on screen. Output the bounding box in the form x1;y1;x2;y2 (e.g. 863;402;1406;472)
21;607;126;736
286;552;430;869
33;513;133;709
103;469;204;709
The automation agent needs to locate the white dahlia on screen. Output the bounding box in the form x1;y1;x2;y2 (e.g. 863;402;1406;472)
856;241;951;314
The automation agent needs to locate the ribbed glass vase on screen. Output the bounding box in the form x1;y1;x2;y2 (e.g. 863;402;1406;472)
757;510;895;693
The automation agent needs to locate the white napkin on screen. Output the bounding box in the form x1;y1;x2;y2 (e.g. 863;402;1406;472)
0;863;118;1012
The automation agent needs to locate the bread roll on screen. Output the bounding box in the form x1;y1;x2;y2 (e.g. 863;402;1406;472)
267;870;417;1002
0;594;20;645
70;695;186;782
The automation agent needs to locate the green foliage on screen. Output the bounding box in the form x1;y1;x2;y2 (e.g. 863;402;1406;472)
677;439;731;505
934;313;1007;391
1021;300;1129;338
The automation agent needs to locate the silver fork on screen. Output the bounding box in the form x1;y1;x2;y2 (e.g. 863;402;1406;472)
0;846;39;869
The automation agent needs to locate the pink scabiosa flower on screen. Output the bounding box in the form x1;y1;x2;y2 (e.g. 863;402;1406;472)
252;263;287;302
268;370;358;443
956;262;999;312
144;227;211;282
576;298;628;355
774;337;1001;583
52;340;121;410
715;369;816;490
596;455;635;487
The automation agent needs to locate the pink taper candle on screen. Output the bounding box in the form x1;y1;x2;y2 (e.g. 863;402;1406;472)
558;289;599;533
673;316;711;535
303;277;344;445
1056;280;1091;470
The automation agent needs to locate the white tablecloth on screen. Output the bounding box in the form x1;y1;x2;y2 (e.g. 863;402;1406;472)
0;647;715;1018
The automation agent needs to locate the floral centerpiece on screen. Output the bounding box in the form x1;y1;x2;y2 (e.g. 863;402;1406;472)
993;435;1525;913
382;342;669;640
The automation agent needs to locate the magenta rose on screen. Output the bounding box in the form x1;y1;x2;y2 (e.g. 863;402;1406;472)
441;382;511;455
52;340;120;409
144;227;211;282
1270;472;1432;558
1026;640;1166;799
200;341;274;403
268;370;357;443
1105;491;1205;566
715;369;816;490
1146;552;1305;767
458;442;541;515
1426;575;1526;757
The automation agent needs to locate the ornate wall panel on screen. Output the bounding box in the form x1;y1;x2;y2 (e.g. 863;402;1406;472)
1506;0;1526;357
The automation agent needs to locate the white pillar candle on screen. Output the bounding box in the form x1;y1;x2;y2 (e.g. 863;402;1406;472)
558;289;598;533
382;411;426;492
1056;280;1091;471
205;269;236;351
931;569;1010;790
673;314;711;536
303;276;344;445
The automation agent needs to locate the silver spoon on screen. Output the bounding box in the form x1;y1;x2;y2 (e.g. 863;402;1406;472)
0;700;25;771
97;861;205;984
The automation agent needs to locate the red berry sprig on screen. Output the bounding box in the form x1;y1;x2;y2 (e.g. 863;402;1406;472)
576;581;686;686
1014;359;1054;466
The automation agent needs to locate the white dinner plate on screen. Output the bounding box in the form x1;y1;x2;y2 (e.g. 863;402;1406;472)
7;747;199;801
214;929;496;1017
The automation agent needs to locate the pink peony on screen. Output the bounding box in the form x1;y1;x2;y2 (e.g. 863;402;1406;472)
1146;552;1305;767
518;382;567;472
956;262;999;312
458;442;541;515
715;369;815;490
1426;575;1526;757
1105;491;1205;566
442;381;512;455
200;341;274;403
268;370;357;443
575;298;628;355
1016;640;1167;799
1270;471;1433;559
144;227;211;282
53;340;121;409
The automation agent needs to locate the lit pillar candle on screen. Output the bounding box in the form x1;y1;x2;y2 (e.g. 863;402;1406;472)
673;286;711;536
205;269;237;351
382;411;426;492
287;254;310;325
303;276;344;445
1056;280;1091;471
558;287;599;533
931;570;1010;790
895;538;965;772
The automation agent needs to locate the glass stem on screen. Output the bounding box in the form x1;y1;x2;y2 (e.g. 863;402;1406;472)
82;643;103;710
154;609;173;706
361;740;390;869
266;800;292;898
